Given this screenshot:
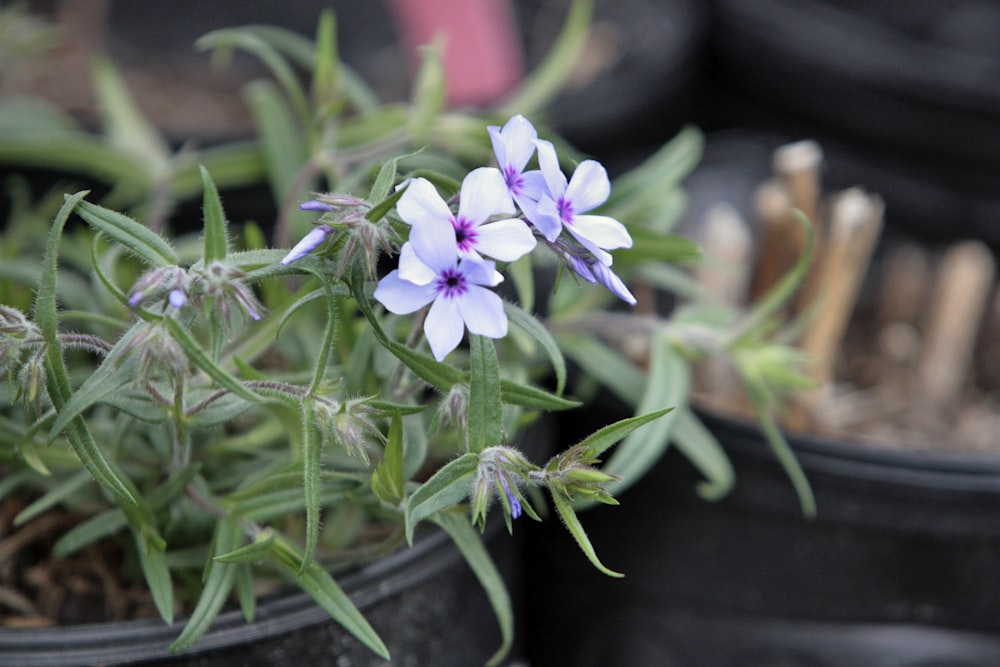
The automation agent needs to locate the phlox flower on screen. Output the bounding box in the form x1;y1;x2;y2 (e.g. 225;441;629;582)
396;170;536;263
373;214;507;361
488;114;546;211
532;139;633;265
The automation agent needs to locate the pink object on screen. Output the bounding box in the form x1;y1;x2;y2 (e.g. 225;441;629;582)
388;0;525;107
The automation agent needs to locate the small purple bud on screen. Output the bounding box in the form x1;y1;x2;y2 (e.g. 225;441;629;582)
167;289;187;309
280;225;335;265
300;200;337;212
499;475;522;520
590;262;637;305
128;291;145;308
565;254;597;283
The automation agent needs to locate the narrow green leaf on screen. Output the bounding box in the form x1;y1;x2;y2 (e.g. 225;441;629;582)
408;37;446;142
213;531;275;563
36;192;88;338
200;165;229;263
235;563;256;622
500;0;593;116
404;452;480;544
578;407;674;458
500;379;580;411
92;56;170;172
299;399;322;574
269;534;390;660
751;392;816;518
169;516;244;652
74;199;178;267
163;318;263;404
13;470;91;526
135;531;173;623
600;332;689;499
505;301;566;395
310;10;340;114
672;408;735;501
550;489;623;578
372;412;405;505
559;334;644;405
468;335;503;454
432;511;513;667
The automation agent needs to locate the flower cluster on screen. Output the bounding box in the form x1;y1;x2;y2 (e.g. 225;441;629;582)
283;115;636;361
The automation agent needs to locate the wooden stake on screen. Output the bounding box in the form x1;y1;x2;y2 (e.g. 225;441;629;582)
694;203;754;408
791;188;884;428
749;179;794;301
919;241;996;408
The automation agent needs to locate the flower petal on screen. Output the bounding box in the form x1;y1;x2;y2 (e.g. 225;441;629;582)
534;139;567;200
516;170;547;203
280;225;334;265
528;195;563;242
473;218;537;262
396;178;452;227
498;115;538;171
425;295;465;360
569;214;633;252
461;257;503;287
590;262;637;305
459;167;514;223
458;286;507;339
397;242;437;285
409;213;459;273
565;160;611;213
373;270;437;314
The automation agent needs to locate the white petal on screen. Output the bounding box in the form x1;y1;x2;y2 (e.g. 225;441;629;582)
461;257;503;287
529;195;563;242
474;218;537;262
517;170;547;202
373;270;437;314
460;167;514;223
409;214;459;273
458;287;507;339
488;125;507;166
499;115;538;171
534;139;567;201
569;214;633;251
565;160;611;213
396;178;452;227
425;296;464;361
397;242;437;285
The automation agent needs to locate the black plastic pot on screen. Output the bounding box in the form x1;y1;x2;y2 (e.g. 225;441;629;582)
0;525;524;667
525;406;1000;667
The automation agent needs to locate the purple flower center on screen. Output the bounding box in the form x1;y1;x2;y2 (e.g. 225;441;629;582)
435;267;468;299
557;197;574;226
503;165;524;195
452;217;479;253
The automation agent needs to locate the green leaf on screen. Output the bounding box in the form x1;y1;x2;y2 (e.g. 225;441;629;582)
408;37;446;142
505;301;566;395
269;533;389;660
372;413;405;505
200;165;229;263
468;336;503;454
163;318;264;404
310;10;340;115
558;334;644;405
13;470;91;526
299;398;322;574
600;332;689;500
550;488;623;578
617;230;702;265
578;407;674;458
433;511;513;667
672;408;735;501
135;530;173;623
213;530;275;563
74;198;178;267
499;379;580;411
500;0;593;116
404;452;480;545
169;516;244;652
368;151;420;208
750;391;816;518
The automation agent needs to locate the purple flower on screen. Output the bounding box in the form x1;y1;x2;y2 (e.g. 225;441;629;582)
167;289;187;309
499;474;522;520
532;139;633;264
396;171;536;263
487;114;546;212
589;261;637;306
299;200;337;212
280;225;335;265
373;215;507;361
